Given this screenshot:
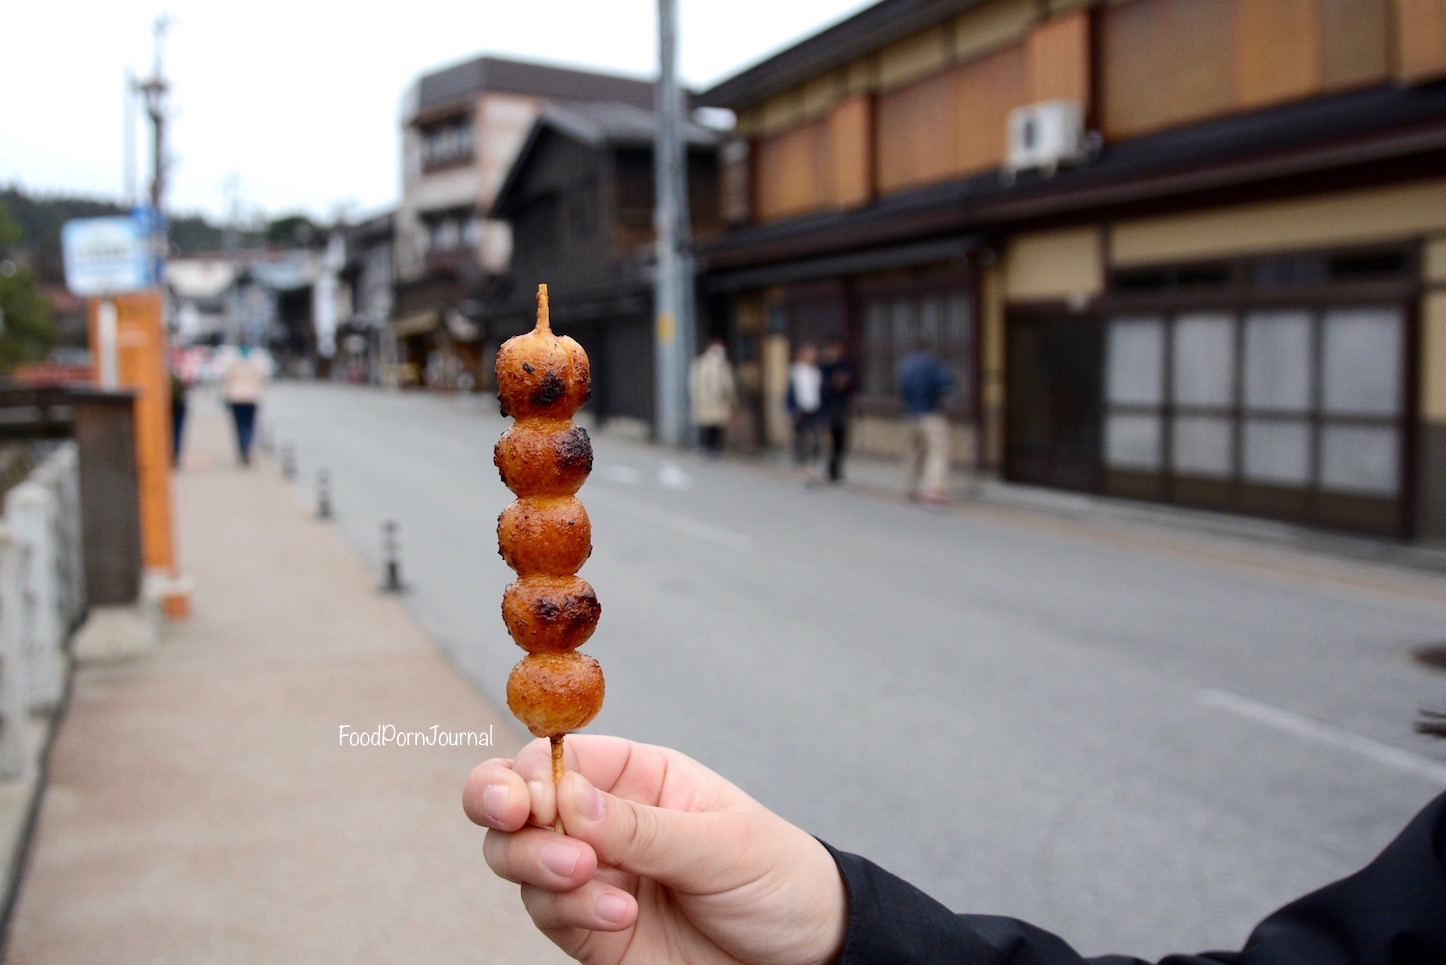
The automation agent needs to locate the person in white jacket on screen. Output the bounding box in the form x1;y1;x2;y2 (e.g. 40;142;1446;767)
688;339;736;458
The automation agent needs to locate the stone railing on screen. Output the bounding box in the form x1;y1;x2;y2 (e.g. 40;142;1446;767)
0;443;83;781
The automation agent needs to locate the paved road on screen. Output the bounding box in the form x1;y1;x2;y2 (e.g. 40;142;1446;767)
257;381;1446;960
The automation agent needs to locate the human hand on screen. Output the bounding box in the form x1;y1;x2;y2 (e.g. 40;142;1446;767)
463;735;847;965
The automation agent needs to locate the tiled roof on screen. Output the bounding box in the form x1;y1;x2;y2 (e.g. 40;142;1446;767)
489;100;724;219
416;55;657;113
538;100;724;149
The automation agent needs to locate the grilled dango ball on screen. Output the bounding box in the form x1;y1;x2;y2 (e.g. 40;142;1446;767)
494;420;593;497
496;496;591;575
494;320;591;420
506;652;605;739
502;575;601;654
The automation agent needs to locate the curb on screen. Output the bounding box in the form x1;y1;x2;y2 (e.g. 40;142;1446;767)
0;658;72;957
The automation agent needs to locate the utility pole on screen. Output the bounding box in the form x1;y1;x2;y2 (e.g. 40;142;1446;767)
653;0;696;448
135;14;172;285
123;67;137;206
223;174;242;343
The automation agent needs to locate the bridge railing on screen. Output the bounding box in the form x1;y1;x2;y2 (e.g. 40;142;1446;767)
0;442;83;781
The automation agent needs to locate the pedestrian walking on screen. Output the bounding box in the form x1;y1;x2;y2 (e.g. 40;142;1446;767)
786;343;823;485
818;340;857;484
896;340;953;504
688;339;736;458
219;341;268;466
168;349;191;467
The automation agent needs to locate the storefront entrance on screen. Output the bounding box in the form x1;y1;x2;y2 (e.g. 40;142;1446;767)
1006;316;1103;491
1006;246;1417;537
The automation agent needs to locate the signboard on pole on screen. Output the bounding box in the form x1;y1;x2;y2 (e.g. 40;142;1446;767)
61;217;151;296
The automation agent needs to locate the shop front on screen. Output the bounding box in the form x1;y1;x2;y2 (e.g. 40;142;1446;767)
1008;241;1421;537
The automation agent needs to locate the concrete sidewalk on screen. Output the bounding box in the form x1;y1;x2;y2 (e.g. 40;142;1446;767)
725;435;1446;579
5;397;565;963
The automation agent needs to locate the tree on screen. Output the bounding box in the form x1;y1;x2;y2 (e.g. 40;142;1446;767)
0;201;57;372
266;213;320;248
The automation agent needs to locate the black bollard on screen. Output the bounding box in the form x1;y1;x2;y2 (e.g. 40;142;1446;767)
316;469;332;520
381;520;405;592
280;443;296;481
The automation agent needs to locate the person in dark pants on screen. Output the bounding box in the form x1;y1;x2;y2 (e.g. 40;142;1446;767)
787;343;824;485
219;342;267;465
168;362;188;467
819;340;858;483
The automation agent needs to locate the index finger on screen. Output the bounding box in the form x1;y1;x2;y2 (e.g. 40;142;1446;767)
515;735;640;795
462;757;532;831
528;735;711;810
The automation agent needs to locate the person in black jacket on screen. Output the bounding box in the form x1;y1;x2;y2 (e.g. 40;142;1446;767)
818;341;858;484
465;735;1446;965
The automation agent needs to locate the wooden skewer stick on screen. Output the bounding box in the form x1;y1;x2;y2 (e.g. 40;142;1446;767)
542;284;563;833
551;735;565;833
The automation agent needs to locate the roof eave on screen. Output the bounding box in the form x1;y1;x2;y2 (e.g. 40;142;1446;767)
696;0;985;109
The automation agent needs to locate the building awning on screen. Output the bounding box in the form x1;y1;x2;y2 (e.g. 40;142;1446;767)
703;236;981;292
699;83;1446;281
393;310;439;338
444;309;480;341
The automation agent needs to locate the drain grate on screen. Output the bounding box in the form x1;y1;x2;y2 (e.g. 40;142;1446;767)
1412;645;1446;672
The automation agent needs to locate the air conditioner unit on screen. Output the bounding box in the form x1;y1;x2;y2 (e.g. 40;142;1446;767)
1003;100;1095;183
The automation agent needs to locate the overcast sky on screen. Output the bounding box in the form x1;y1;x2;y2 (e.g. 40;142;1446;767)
2;1;876;224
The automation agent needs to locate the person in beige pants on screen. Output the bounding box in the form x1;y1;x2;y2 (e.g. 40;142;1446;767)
907;410;951;503
896;342;953;504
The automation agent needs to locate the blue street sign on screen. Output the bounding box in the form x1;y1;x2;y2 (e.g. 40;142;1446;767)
61;216;152;296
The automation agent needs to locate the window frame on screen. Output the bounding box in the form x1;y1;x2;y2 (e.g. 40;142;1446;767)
1095;241;1419;535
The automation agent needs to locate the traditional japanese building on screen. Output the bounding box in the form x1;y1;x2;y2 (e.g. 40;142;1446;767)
697;0;1446;538
394;56;657;390
488;101;723;427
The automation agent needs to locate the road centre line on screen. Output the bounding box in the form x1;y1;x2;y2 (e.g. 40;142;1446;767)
1197;688;1446;786
597;491;752;551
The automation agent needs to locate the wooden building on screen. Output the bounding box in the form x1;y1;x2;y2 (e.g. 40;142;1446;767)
394;57;657;390
488;101;723;427
697;0;1446;539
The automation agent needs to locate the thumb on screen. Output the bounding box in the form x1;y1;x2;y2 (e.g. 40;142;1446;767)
557;770;745;893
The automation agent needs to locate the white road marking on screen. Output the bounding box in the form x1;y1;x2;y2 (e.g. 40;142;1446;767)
657;462;692;489
1197;688;1446;786
603;465;642;485
601;492;751;550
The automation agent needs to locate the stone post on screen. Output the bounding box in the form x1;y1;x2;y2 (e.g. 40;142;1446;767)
3;483;65;712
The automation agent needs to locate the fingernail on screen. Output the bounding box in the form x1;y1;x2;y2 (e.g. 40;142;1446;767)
527;780;547;804
595;892;629;925
575;775;604;822
540;840;583;877
481;785;508;826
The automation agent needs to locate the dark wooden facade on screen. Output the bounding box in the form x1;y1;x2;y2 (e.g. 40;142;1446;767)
395;57;661;391
488;102;722;427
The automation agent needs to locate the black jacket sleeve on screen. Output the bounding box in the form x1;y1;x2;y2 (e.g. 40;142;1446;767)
823;790;1446;965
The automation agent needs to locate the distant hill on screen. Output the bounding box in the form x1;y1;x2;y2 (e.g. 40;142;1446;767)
0;186;246;286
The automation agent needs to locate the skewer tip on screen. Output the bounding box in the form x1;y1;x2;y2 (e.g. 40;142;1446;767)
536;284;551;334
